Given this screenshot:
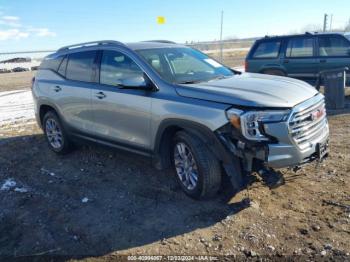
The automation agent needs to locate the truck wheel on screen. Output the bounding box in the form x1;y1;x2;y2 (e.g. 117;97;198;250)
263;69;286;77
172;131;221;200
43;111;72;154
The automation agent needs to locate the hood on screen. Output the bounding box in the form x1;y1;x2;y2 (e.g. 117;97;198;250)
175;73;318;108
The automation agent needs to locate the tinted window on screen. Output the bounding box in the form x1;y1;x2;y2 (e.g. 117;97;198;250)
319;36;350;57
57;56;67;76
66;51;96;82
100;50;143;86
286;37;314;57
253;41;281;58
40;55;64;71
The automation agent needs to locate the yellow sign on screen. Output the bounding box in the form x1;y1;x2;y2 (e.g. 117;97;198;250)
157;16;165;24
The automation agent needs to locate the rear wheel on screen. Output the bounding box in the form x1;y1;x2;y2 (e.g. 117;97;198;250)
172;131;221;200
262;69;286;77
43;111;72;154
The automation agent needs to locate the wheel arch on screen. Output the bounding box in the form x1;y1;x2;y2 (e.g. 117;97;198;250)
152;119;232;170
259;65;287;75
38;103;61;126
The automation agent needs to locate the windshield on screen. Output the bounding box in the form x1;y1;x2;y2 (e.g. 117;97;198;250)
345;33;350;41
137;47;234;84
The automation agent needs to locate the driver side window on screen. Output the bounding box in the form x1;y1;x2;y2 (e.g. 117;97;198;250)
100;50;143;86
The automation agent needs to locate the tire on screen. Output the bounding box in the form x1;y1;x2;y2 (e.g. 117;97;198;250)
262;69;286;77
43;111;72;154
172;131;221;200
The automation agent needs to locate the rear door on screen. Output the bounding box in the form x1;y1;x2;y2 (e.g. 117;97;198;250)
53;51;97;134
317;35;350;74
91;49;152;151
283;36;318;82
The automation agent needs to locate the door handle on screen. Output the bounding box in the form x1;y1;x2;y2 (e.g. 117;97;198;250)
54;86;61;92
320;59;327;63
283;59;289;64
95;91;106;99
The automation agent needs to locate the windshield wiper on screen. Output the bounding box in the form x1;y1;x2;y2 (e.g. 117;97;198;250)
178;80;204;84
207;75;230;82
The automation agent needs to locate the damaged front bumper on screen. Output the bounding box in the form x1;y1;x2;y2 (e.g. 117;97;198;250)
218;94;330;172
217;119;329;173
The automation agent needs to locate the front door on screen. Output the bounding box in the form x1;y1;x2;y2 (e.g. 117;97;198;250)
92;50;152;151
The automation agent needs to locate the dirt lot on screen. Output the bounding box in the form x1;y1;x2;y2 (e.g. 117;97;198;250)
0;72;349;260
0;71;35;92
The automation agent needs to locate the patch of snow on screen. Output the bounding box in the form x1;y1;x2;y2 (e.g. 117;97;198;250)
0;90;35;125
81;197;89;203
0;178;16;191
0;61;41;71
14;187;28;193
203;47;250;54
233;66;245;72
40;168;56;177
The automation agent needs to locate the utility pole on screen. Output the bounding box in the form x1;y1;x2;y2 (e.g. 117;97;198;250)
329;14;333;31
220;10;224;63
323;13;328;32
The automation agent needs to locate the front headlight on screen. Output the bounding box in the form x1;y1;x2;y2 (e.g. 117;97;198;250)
226;109;290;141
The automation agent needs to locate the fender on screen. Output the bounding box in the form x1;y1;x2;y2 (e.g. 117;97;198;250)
153;118;234;169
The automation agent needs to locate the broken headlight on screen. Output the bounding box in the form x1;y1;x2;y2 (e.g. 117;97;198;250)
226;109;290;141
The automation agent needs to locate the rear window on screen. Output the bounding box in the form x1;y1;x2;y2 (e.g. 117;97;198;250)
57;56;68;76
252;41;281;58
286;37;314;57
66;51;97;82
318;36;350;57
40;55;64;71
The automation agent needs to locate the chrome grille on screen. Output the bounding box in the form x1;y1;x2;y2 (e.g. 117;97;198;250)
288;96;328;150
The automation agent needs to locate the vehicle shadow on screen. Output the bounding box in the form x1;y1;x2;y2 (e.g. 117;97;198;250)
0;134;250;258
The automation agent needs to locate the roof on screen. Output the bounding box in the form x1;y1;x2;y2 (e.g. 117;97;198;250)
258;32;347;41
126;41;186;50
54;40;185;55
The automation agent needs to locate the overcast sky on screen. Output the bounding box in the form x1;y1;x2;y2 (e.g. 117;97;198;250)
0;0;349;52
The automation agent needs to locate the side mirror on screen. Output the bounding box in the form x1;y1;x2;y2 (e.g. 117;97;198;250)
121;73;154;90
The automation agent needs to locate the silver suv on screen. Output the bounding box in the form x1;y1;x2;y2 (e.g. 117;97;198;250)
32;40;329;199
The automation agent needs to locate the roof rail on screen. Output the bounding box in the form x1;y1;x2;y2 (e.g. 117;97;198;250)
57;40;125;52
143;40;177;44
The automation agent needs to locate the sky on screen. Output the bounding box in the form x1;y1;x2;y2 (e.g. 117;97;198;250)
0;0;349;52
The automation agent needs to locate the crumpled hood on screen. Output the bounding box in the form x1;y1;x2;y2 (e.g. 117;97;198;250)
175;73;318;108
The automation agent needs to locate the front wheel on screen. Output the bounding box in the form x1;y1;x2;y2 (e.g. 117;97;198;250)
172;131;221;200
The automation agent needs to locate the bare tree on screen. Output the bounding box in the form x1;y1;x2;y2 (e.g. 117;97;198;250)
300;24;323;33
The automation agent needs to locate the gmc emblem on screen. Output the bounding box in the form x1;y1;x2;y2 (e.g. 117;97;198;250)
310;108;325;121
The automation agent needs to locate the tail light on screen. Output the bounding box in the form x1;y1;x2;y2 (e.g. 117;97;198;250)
244;61;248;72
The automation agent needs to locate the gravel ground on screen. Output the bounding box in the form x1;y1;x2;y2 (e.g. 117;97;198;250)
0;72;349;261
